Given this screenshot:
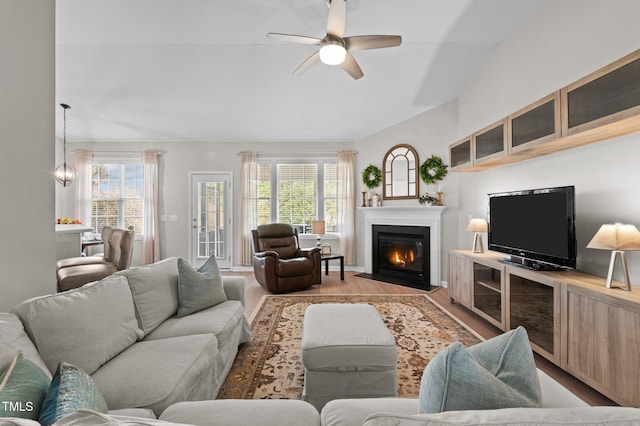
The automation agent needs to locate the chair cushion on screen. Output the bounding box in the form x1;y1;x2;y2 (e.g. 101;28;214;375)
39;362;108;426
256;223;295;238
176;256;227;318
56;256;108;270
12;275;143;376
56;263;118;291
116;258;179;335
278;257;314;277
258;236;299;259
418;326;541;414
0;353;51;420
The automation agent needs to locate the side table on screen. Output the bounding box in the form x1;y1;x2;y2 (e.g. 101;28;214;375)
320;253;344;281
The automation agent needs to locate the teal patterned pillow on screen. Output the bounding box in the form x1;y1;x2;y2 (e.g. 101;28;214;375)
0;352;51;420
176;255;227;317
418;326;541;413
39;362;108;426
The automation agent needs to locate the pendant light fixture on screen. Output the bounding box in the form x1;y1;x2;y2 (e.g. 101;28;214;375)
54;103;76;187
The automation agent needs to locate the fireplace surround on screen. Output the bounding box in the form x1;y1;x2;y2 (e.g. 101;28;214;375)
360;206;446;288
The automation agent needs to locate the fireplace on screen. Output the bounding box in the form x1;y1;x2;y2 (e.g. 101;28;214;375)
371;224;431;290
360;206;445;289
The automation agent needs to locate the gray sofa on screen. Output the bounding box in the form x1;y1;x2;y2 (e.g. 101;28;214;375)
4;257;252;416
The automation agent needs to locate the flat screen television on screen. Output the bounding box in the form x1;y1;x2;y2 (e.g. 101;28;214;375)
488;185;576;270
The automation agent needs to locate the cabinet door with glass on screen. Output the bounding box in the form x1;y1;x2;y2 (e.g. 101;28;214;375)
471;259;505;330
506;268;561;364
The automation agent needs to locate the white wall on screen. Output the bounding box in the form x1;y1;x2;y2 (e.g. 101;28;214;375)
61;141;355;268
354;99;460;283
456;0;640;284
0;1;56;311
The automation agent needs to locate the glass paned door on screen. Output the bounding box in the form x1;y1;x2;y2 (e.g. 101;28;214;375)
190;173;232;269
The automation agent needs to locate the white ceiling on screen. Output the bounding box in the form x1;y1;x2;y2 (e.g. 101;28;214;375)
55;0;542;143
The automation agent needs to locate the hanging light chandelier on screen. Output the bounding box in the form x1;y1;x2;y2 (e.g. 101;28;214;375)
54;103;76;187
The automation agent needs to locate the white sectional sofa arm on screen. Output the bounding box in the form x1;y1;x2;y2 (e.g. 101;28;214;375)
222;276;247;307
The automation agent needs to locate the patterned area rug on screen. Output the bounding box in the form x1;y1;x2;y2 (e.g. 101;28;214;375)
217;294;482;400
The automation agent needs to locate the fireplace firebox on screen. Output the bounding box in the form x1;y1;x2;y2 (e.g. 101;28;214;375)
371;225;431;290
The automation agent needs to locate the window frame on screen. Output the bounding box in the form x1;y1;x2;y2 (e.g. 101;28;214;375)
90;156;144;236
258;157;337;234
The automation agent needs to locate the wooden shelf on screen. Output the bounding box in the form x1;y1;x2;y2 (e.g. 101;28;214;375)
476;279;501;293
450;48;640;173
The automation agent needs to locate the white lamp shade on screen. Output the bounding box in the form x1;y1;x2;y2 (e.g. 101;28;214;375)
466;218;488;233
312;220;326;235
587;223;640;251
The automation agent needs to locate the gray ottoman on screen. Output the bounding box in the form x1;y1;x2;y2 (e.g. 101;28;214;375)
301;303;398;411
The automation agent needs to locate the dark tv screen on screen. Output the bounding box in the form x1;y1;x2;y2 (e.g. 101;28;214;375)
488;186;576;268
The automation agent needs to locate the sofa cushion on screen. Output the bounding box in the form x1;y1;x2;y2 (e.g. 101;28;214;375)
0;313;49;376
176;256;227;318
91;334;219;416
116;258;179;335
418;326;541;413
363;407;640;426
160;400;321;426
145;300;245;347
11;275;143;375
53;410;190;426
39;362;108;426
0;353;51;420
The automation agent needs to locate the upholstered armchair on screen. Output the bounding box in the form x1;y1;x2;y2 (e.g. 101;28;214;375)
252;223;321;293
56;226;134;292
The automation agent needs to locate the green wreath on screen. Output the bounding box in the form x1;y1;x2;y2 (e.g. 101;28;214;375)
419;155;448;185
361;164;382;189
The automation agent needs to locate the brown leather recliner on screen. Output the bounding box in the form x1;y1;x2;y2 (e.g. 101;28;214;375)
252;223;321;293
56;226;135;292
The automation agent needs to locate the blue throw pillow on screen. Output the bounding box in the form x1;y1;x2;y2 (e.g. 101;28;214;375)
177;255;227;317
418;326;541;413
0;352;51;420
39;362;108;426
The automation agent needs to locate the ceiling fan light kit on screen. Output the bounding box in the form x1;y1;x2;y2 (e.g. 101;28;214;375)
319;40;346;65
267;0;401;79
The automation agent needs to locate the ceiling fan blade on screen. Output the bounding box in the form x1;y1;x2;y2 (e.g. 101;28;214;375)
326;0;347;38
345;35;402;51
340;52;364;80
294;51;321;76
267;33;322;45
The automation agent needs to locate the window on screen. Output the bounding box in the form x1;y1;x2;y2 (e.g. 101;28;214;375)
91;162;144;235
249;158;337;234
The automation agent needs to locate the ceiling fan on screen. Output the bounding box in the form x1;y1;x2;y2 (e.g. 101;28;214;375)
267;0;402;80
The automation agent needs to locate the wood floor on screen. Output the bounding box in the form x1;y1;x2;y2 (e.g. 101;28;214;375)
226;270;616;407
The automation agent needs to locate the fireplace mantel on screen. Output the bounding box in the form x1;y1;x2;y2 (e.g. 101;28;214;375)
359;206;446;286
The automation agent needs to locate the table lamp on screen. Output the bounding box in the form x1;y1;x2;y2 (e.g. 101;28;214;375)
587;223;640;291
466;218;488;253
312;220;326;247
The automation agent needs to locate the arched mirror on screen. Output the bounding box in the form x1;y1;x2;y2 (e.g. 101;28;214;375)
383;144;419;199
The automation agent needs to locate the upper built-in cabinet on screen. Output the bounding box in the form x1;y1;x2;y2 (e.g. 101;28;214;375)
450;48;640;172
563;51;640;136
509;91;561;154
473;119;507;165
449;137;472;170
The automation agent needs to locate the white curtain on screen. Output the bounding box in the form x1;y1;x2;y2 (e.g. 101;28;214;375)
74;150;93;229
337;150;356;265
239;151;258;265
142;150;160;264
